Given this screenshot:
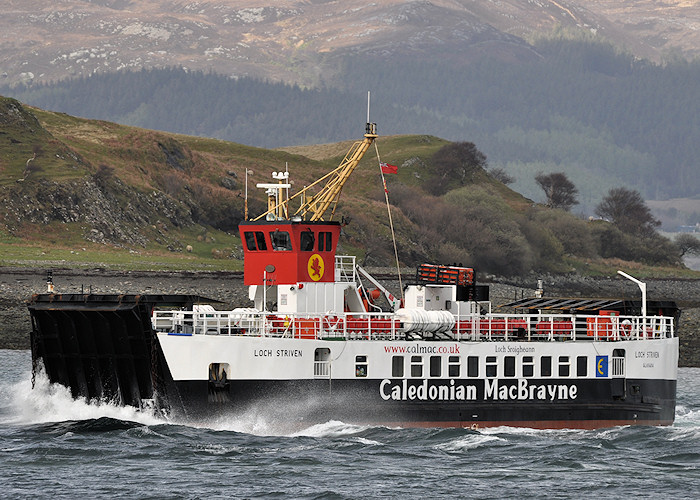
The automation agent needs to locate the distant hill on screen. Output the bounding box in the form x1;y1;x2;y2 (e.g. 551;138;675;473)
0;97;689;277
4;38;700;215
2;0;700;88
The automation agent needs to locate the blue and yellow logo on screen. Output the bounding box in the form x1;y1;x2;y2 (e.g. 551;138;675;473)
307;254;324;281
596;355;608;377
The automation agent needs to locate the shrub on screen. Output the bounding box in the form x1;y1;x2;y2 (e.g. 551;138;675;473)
531;208;596;258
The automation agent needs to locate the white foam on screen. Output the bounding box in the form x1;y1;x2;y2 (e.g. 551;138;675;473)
354;436;383;446
186;409;296;436
675;405;700;423
436;433;507;452
478;425;586;438
291;420;372;438
1;367;164;427
672;407;700;435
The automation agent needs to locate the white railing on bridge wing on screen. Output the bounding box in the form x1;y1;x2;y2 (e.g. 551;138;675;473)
335;255;356;283
152;308;674;342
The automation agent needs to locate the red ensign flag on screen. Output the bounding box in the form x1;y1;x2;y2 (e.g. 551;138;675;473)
380;162;398;174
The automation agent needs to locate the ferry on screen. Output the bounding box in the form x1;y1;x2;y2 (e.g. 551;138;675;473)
28;123;679;429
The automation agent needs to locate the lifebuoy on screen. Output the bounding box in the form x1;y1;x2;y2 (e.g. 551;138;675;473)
620;320;632;338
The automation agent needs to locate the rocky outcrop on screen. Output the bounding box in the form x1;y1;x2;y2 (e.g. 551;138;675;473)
1;176;194;248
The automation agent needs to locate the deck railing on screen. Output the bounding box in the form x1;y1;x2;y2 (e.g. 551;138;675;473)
335;255;356;283
152;309;674;342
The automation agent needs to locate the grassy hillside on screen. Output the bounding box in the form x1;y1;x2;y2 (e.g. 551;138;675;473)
1;96;697;278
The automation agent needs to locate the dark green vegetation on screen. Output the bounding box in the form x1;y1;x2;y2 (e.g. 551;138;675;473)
2;39;700;215
1;96;696;277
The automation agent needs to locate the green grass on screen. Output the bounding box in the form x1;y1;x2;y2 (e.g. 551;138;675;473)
0;224;245;272
564;255;700;278
0;241;244;271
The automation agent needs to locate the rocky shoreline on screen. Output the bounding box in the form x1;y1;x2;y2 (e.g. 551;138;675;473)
2;267;698;366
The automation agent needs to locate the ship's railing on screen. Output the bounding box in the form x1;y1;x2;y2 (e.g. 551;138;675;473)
152;309;402;339
152;308;265;336
152;309;674;342
452;313;674;342
335;255;356;283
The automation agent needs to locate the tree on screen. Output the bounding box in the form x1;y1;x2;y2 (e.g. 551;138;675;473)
595;187;660;235
93;164;115;188
534;172;579;210
488;167;514;185
674;233;700;258
428;142;487;195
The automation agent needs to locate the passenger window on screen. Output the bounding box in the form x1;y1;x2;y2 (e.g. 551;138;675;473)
577;356;587;377
522;356;534;378
392;356;404;377
429;356;441;377
504;356;515;377
467;356;479;377
541;356;552;377
410;355;423;378
558;356;570;377
300;231;315;252
448;356;460;377
486;356;497;378
270;231;292;251
355;355;367;377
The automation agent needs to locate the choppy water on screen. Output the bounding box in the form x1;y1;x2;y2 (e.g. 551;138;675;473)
1;349;699;499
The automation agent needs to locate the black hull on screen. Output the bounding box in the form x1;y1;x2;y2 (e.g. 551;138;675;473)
167;377;676;430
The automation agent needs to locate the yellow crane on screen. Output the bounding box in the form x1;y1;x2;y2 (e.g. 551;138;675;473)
253;122;377;222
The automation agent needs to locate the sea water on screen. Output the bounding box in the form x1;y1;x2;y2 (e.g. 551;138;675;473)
1;349;698;499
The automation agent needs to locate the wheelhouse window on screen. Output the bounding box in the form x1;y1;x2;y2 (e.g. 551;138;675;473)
448;356;460;377
270;231;292;251
410;355;423;378
300;231;315;251
318;231;333;252
244;231;267;251
355;355;367;377
429;356;441;378
392;356;404;377
522;356;534;378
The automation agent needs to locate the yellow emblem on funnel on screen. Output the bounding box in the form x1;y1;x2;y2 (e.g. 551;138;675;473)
308;254;324;281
